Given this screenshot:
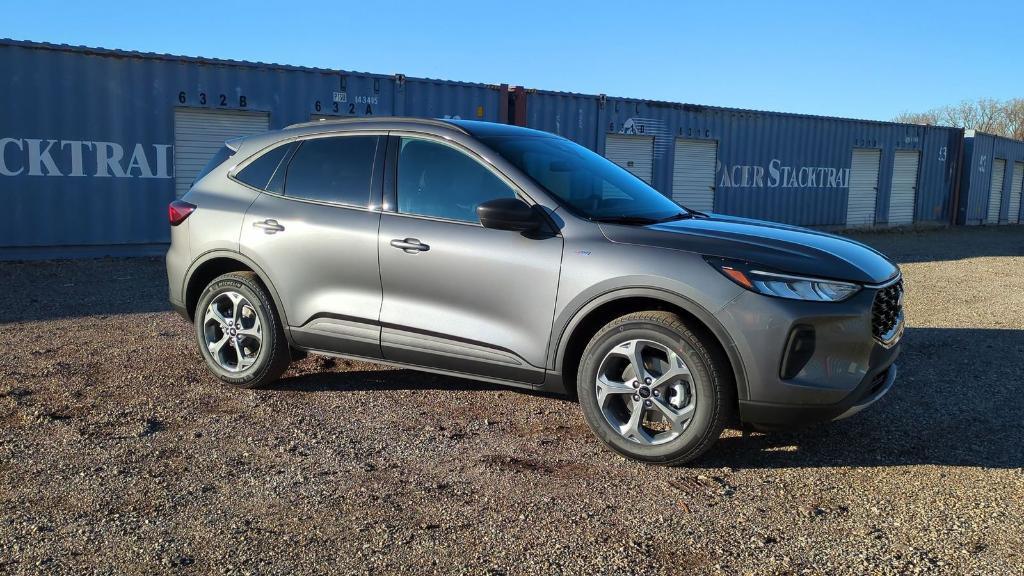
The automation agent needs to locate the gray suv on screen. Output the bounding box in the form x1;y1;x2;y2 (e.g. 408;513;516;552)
166;117;903;464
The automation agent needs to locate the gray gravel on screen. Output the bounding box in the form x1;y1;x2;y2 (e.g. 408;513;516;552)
1;226;1023;575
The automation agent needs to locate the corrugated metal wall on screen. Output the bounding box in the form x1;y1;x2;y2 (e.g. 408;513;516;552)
4;38;1016;258
519;92;963;227
0;39;506;257
958;131;1024;225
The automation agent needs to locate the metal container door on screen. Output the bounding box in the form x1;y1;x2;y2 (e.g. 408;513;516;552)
1009;162;1023;224
174;108;269;198
889;150;920;226
846;148;881;227
988;158;1007;224
604;134;654;184
672;139;717;212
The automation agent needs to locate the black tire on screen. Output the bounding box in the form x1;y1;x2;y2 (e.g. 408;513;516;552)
194;271;290;389
577;310;734;465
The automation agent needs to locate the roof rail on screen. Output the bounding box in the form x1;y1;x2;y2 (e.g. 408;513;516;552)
284;116;468;134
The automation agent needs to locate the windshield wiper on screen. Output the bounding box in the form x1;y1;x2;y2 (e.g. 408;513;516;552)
653;212;693;223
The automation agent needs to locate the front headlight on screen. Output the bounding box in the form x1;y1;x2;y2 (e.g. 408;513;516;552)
705;257;861;302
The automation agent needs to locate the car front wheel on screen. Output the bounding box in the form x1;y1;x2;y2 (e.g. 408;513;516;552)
577;310;734;465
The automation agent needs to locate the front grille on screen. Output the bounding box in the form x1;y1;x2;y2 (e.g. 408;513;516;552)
871;280;904;342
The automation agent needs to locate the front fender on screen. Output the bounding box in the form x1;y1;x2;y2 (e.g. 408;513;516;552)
547;283;750;401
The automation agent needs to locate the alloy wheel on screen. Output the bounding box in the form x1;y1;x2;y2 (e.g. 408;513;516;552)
203;291;262;372
595;339;696;445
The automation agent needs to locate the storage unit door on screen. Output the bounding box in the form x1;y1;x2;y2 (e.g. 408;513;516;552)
671;139;718;212
174;108;270;197
888;150;920;226
1009;162;1024;224
846;148;881;227
604;134;654;184
987;158;1007;224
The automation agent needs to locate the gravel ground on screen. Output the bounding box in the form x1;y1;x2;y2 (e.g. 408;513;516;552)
1;226;1023;575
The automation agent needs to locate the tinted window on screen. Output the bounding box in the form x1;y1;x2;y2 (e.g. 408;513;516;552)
235;144;291;191
480;135;686;222
397;138;516;222
283;136;378;206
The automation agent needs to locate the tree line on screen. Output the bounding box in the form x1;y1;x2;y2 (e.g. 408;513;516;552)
894;98;1024;140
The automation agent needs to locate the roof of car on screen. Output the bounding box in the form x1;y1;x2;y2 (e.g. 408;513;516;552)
284;116;468;133
282;116;557;139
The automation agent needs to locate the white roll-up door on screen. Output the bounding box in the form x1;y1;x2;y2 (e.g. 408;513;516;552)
174;108;270;197
672;139;718;212
846;148;881;227
987;158;1007;224
604;134;654;184
1009;162;1023;224
888;150;919;226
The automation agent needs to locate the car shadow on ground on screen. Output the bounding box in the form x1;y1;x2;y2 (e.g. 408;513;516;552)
706;326;1023;469
273;326;1024;470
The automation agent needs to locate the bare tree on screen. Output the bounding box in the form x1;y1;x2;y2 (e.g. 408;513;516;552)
893;98;1023;139
1003;98;1024;140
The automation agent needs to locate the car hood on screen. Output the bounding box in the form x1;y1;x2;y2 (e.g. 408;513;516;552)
599;213;899;284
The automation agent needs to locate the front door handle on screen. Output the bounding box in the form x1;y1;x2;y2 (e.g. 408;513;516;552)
390;238;430;253
253;219;285;234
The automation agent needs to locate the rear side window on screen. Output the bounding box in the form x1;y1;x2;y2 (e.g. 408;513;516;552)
192;146;233;186
283;136;378;206
235;144;292;191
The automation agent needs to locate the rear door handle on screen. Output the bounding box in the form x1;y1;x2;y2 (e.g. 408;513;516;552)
390;238;430;253
253;219;285;234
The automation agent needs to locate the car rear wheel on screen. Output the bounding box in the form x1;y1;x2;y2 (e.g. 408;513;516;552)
194;272;290;388
577;310;734;465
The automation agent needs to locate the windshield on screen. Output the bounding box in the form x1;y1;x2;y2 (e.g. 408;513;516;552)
480;135;688;222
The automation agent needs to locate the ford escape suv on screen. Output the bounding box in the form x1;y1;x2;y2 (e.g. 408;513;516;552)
166;117;903;465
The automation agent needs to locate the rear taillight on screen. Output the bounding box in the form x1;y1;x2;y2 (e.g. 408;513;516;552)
168;200;196;226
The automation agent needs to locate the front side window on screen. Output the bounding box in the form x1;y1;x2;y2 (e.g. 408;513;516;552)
283;136;378;206
397;138;516;223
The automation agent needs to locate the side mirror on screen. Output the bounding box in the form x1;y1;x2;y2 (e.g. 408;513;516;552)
476;197;541;232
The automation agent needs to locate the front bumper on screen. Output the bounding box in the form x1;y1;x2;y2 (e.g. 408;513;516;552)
715;284;903;430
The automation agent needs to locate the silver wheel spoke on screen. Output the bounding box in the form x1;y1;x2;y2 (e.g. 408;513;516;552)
232;338;255;371
620;400;652;443
653;351;690;388
596;375;636;406
227;292;244;322
205;305;228;329
208;333;229;355
652;396;695;433
621;340;649;383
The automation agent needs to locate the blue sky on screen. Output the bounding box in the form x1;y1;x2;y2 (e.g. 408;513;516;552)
3;0;1021;122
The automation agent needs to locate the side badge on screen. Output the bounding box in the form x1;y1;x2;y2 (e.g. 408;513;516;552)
575;250;592;256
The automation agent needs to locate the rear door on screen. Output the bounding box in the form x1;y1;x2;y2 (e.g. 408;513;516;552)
376;135;562;384
239;133;386;358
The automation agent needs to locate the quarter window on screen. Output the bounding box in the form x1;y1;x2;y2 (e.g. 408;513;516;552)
283;136;378;206
397;138;516;223
235;144;292;191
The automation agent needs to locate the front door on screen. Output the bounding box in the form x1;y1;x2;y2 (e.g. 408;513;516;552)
377;136;562;384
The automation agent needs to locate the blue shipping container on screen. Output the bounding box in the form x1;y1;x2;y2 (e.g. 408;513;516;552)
517;90;963;228
957;130;1024;225
0;39;507;258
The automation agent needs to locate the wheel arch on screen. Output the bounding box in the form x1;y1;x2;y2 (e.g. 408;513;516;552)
550;287;749;402
183;250;290;329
